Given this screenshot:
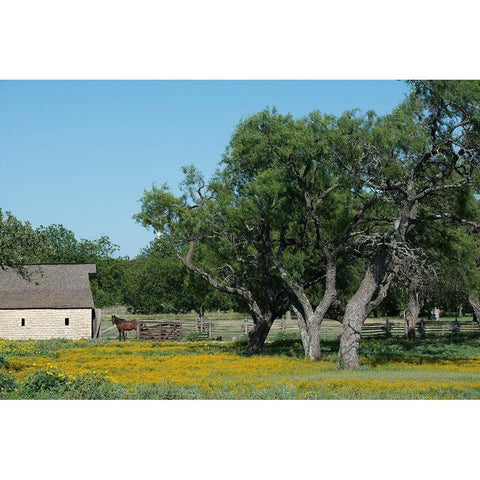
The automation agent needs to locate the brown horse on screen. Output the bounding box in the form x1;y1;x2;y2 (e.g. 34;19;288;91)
111;315;138;341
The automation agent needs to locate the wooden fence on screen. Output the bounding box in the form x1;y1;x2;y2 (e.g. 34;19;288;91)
100;316;299;340
99;315;480;341
361;318;480;338
137;320;183;341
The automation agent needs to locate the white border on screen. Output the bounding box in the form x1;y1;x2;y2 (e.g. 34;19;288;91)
1;1;479;79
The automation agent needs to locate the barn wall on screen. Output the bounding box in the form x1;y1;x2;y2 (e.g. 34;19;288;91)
0;309;92;340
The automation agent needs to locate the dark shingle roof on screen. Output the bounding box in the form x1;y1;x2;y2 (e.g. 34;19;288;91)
0;264;96;309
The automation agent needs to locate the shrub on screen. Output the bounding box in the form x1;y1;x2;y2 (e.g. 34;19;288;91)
21;370;69;397
0;372;18;394
66;375;126;400
273;331;292;341
0;353;10;369
185;331;207;342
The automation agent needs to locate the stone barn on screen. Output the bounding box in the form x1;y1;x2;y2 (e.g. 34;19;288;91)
0;264;98;340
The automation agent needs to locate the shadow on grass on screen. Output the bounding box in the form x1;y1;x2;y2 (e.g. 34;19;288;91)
221;332;480;365
358;333;480;366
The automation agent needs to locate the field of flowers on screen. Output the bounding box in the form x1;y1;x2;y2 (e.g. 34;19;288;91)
1;334;480;399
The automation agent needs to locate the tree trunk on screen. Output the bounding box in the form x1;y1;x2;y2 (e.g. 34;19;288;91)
306;323;322;360
247;317;274;355
469;294;480;324
293;307;310;356
293;307;322;360
298;315;323;360
339;250;389;369
286;262;336;360
405;285;421;340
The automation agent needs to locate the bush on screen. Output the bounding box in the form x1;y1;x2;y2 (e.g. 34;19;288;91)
0;372;18;394
185;331;208;342
21;370;69;397
0;353;10;369
65;375;126;400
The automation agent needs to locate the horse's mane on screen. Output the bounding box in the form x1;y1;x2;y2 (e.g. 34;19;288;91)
112;314;136;323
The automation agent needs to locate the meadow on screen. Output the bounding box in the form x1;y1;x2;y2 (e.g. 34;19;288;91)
1;332;480;399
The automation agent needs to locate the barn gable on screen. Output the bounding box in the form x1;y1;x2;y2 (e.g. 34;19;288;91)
0;264;96;309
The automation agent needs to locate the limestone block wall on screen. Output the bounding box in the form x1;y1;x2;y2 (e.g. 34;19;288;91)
0;309;92;340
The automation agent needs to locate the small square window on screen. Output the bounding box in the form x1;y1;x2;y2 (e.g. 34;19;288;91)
21;318;25;327
65;318;69;326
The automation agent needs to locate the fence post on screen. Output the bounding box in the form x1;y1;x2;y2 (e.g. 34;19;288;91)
451;317;460;334
208;321;212;339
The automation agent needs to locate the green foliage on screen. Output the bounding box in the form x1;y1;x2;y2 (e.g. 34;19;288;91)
358;334;480;364
265;335;304;357
185;331;207;342
0;353;11;369
90;257;128;307
0;372;18;394
21;370;69;396
64;374;125;400
0;209;43;275
122;238;239;314
36;224;119;263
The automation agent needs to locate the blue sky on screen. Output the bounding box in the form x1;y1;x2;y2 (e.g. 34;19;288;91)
0;80;409;257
